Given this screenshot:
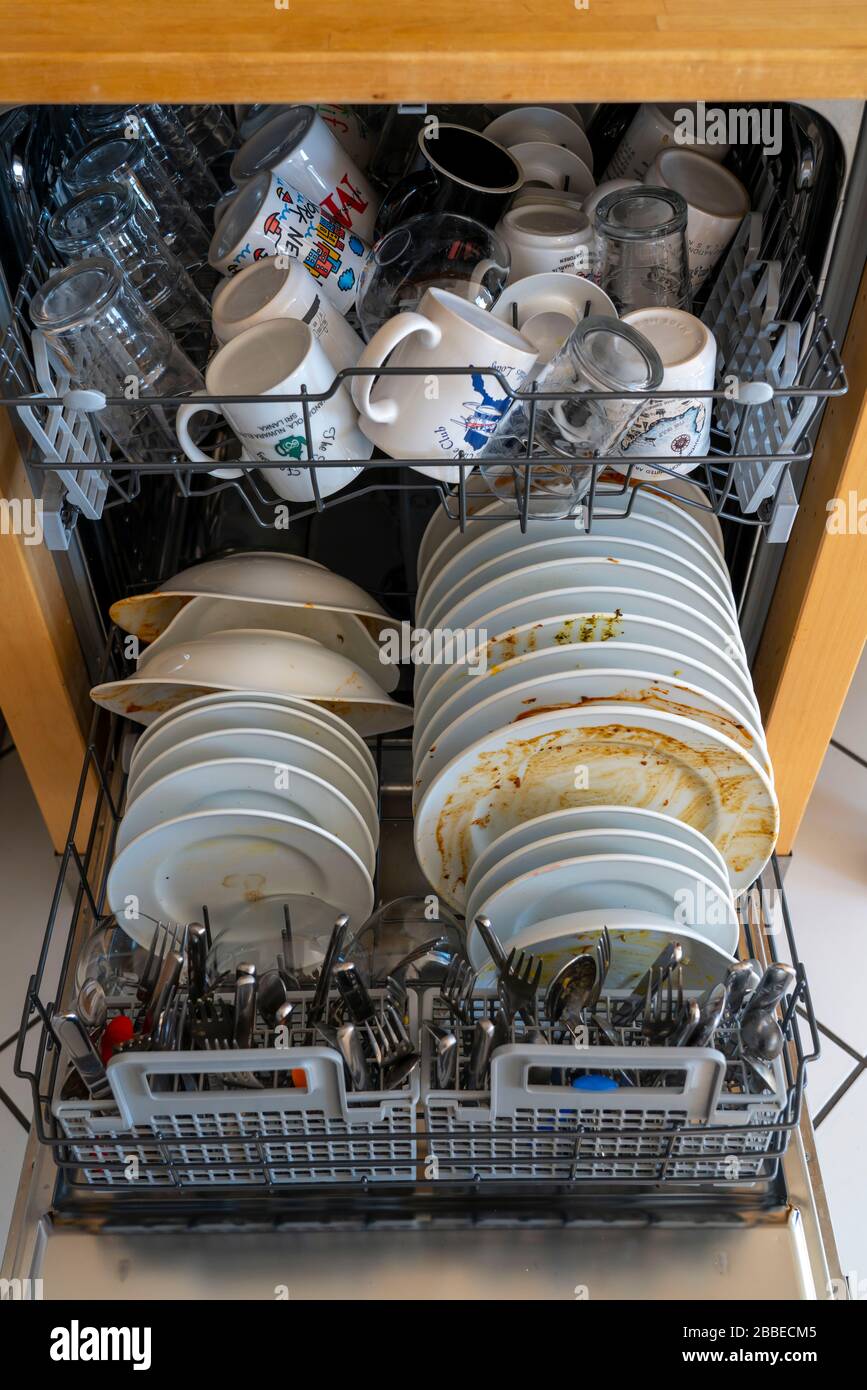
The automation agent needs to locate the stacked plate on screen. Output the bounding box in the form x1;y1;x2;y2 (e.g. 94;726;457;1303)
412;485;778;984
92;551;412;734
107;691;381;945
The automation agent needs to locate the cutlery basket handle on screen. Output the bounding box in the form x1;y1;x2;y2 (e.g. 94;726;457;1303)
106;1047;350;1128
489;1044;725;1124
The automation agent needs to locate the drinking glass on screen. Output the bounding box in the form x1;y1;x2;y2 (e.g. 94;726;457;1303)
75;104;221;214
593;186;691;314
62;135;211;274
29;258;204;454
480;315;664;514
49;182;210;340
173;104;238;164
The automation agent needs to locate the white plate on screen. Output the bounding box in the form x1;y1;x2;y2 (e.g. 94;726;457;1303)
470;909;736;992
603;477;725;555
489;272;616;360
421;558;744;685
91;629;413;734
414;584;749;715
417;501;732;617
508;142;595;197
413;610;760;731
415;664;770;800
128;725;378;833
414;646;769;786
110;550;392;641
466;804;731;896
466;829;733;930
129;694;378;802
140;596;399;692
419;531;737;635
466;852;738;955
414;704;778;905
107;809;374;947
417;491;727;600
116;757;377;873
484;107;594;171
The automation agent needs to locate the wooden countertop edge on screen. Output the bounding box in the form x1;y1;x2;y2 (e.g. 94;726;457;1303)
0;50;865;105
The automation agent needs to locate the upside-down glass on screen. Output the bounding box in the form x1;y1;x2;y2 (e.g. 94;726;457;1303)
62;135;211;273
75;104;221;214
480;315;664;514
355;211;511;341
594;186;691;314
29;258;204;454
173;104;238;164
49;182;211;340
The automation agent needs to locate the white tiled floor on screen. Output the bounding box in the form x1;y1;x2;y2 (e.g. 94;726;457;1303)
0;647;864;1289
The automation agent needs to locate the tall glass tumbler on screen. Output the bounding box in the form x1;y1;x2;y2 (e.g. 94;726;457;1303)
594;186;691;314
62;135;211;273
173;104;238;163
49;183;211;341
481;316;664;514
76;104;221;214
29;258;204;454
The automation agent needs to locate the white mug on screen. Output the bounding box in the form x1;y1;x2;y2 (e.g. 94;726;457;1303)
582;178;641;224
211;258;364;376
231;106;380;244
208;170;370;311
350;286;538;481
604;104;730;182
496;203;593;281
645;149;749;292
176;318;372;502
314;104;374;170
613;306;717;477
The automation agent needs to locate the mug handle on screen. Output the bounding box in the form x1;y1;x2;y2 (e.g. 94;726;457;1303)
351;311;441;426
176;391;244;479
374;166;437;239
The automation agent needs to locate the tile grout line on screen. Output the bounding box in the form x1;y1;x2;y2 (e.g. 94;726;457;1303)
0;1080;30;1133
829;738;867;772
797;1007;865;1064
813;1058;867;1129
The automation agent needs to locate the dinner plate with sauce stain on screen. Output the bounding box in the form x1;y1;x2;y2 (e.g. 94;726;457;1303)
414;704;778;906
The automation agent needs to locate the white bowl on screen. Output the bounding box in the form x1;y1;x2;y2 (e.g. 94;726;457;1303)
91;629;412;733
110;550;391;642
508;141;595;198
491;271;617;361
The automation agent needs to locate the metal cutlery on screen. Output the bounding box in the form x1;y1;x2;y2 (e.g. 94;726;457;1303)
333;959;376;1022
499;947;543;1026
440;955;476;1024
467;1017;495;1089
52;1011;113;1100
308;913;349;1024
337;1021;372;1090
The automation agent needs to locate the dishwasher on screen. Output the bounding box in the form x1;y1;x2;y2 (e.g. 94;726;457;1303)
0;98;860;1304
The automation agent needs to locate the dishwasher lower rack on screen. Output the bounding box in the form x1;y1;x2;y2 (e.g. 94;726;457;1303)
13;666;820;1199
0;130;846;548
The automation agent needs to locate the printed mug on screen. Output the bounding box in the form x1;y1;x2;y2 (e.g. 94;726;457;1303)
176;317;372;503
351;286;538;482
613;306;717;477
208;169;369;312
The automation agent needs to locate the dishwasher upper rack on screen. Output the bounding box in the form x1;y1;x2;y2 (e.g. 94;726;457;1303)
0;147;846;548
13;632;821;1200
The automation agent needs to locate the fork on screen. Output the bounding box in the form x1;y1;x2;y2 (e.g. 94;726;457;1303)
499;948;543;1026
440;956;476;1025
641;964;684;1043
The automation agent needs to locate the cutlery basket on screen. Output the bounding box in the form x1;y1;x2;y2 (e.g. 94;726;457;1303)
50;989;419;1188
420;989;792;1184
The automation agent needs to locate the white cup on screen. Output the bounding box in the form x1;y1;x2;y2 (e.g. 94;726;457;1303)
211;258;364;377
314;104;375;170
208;170;370;314
645;149;749;292
613;306;717;478
496;203;593;281
231;106;380;244
350;286;538;481
176;318;372;502
604;104;730;182
582;178;641;224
